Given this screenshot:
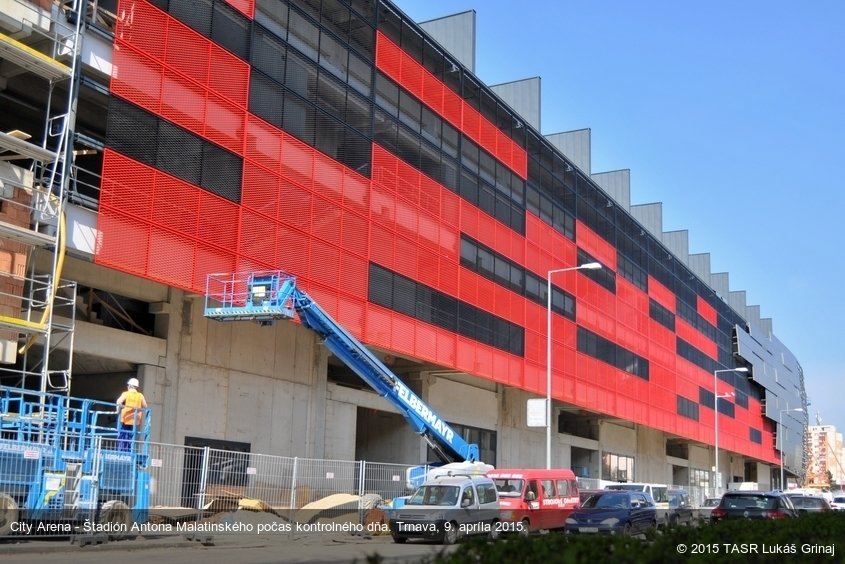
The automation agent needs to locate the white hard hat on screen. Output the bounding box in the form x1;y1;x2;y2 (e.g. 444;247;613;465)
127;377;140;388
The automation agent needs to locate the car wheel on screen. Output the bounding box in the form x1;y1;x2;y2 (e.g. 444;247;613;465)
442;522;459;545
669;514;678;527
519;519;530;537
622;522;633;536
488;520;501;541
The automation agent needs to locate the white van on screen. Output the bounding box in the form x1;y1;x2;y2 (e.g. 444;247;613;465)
604;482;668;504
388;473;500;544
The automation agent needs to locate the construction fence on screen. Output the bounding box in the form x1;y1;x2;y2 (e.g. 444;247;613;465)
144;442;414;520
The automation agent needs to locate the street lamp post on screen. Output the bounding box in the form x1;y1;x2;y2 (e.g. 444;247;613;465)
546;262;602;469
779;407;802;490
713;367;748;495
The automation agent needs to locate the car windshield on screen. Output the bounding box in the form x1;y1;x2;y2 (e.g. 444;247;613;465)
493;479;524;497
652;487;668;503
408;485;460;506
723;495;777;510
584;493;629;509
793;497;826;508
703;498;720;507
668;492;686;507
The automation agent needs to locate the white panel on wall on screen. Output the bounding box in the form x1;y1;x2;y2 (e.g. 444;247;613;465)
630;202;663;239
545;129;591;173
491;77;541;131
591;169;630;210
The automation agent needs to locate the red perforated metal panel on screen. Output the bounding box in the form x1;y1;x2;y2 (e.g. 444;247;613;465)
697;295;718;326
222;0;253;19
160;69;207;134
115;0;168;61
111;44;163;113
164;20;210;85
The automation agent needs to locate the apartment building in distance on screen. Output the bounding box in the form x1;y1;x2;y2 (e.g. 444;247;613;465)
807;424;845;488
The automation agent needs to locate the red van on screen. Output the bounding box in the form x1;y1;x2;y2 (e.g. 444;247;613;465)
488;468;580;533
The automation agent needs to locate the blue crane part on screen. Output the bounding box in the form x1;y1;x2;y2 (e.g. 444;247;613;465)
205;271;480;465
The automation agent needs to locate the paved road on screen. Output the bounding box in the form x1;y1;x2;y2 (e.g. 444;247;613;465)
0;532;458;564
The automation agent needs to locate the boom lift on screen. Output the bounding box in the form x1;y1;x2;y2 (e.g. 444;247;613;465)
204;271;481;475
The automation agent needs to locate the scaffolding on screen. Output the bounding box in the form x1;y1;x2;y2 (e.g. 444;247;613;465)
0;0;88;395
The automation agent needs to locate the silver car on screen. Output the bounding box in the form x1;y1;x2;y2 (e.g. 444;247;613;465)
697;497;721;524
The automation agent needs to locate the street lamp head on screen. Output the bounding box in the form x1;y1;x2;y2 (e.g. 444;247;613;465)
579;262;602;270
735;367;749;373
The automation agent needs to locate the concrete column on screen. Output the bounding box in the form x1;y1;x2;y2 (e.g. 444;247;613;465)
147;289;186;444
304;331;328;459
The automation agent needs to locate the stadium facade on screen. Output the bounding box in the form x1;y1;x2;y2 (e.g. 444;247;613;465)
0;0;807;490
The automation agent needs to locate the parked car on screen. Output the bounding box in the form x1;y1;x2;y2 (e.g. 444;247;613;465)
710;491;798;522
388;474;500;544
565;490;657;536
489;468;580;534
831;494;845;511
697;497;721;523
659;488;694;527
786;494;832;514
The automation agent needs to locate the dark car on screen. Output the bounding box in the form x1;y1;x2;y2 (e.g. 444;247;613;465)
660;488;694;527
565;490;657;536
786;494;832;514
710;491;798;522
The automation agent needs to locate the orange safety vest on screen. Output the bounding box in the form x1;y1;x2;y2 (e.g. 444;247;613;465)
118;389;146;427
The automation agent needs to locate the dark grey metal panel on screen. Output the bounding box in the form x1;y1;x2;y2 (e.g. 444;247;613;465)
734;324;806;474
491;77;541;131
591;169;630;209
545;129;591;173
418;11;476;72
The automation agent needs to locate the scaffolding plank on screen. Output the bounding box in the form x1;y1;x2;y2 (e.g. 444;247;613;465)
0;220;55;247
0;315;47;334
0;31;72;81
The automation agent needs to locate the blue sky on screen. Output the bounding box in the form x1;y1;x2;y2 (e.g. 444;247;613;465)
393;1;845;437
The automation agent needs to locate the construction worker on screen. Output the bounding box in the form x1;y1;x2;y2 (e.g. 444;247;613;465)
116;377;147;451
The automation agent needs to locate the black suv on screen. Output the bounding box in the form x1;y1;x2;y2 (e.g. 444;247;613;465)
710;491;798;522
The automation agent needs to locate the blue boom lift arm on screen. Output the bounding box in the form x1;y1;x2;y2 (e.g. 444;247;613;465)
204;272;479;465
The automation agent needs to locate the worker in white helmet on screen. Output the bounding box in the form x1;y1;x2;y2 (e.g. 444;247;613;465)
116;377;147;451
